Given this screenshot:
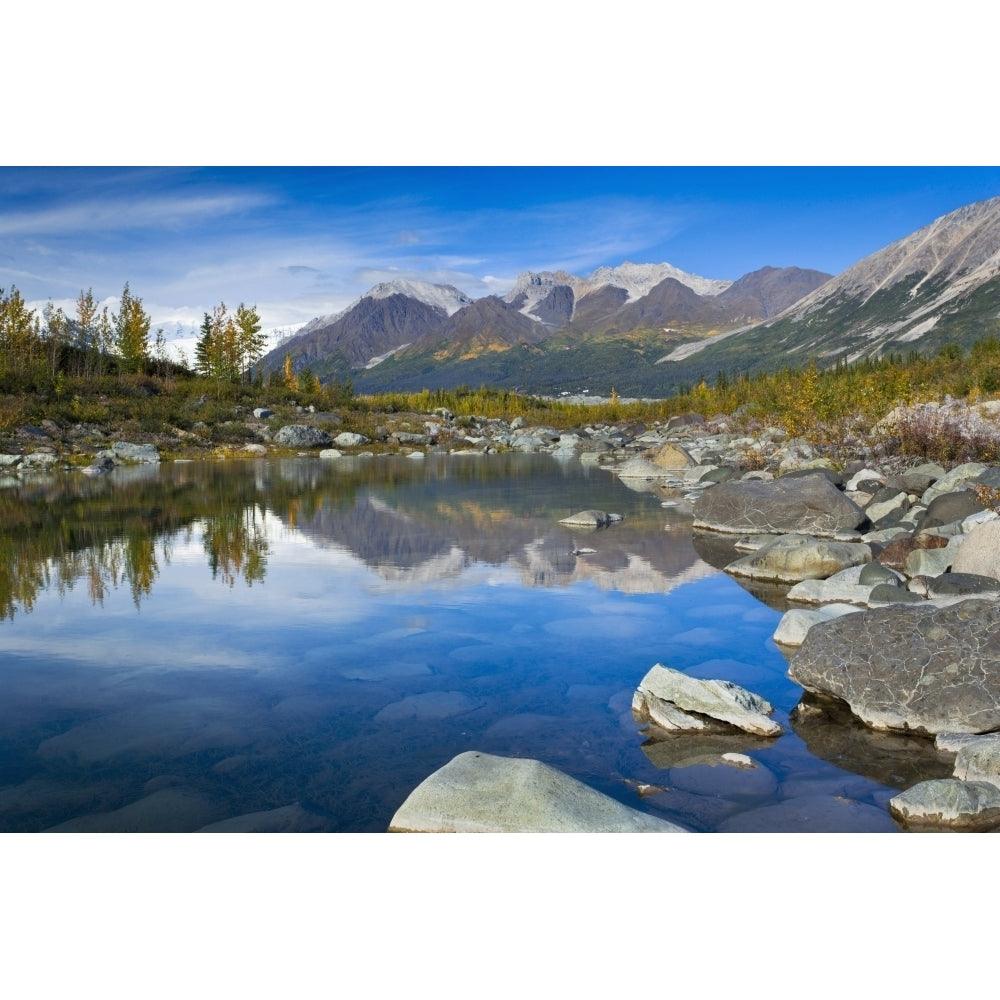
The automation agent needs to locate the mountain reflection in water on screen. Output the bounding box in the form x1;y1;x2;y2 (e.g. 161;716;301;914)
0;454;944;832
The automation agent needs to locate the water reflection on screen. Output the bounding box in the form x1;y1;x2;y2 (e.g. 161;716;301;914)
0;455;956;832
789;694;954;789
0;455;713;617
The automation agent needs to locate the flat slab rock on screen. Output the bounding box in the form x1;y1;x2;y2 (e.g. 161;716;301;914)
726;534;871;584
789;599;1000;735
560;510;613;527
388;751;686;832
692;473;866;537
632;663;783;737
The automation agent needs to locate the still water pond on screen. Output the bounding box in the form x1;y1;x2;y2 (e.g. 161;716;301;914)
1;454;952;832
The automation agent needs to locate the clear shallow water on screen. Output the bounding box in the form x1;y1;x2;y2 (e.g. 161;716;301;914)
0;454;952;832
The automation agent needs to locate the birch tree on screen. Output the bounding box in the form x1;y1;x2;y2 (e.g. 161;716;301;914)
113;282;151;374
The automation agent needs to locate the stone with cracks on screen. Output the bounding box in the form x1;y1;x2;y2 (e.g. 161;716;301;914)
692;473;866;537
632;663;783;737
788;599;1000;734
387;751;686;832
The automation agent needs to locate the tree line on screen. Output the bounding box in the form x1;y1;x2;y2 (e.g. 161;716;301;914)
0;283;266;388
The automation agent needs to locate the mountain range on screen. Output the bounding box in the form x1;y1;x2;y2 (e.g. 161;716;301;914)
263;195;1000;397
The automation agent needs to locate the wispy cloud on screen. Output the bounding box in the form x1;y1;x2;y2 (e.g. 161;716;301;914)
0;192;275;237
8;167;996;348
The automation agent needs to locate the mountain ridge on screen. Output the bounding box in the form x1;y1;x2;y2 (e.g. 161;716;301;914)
657;195;1000;382
263;194;1000;397
262;261;829;389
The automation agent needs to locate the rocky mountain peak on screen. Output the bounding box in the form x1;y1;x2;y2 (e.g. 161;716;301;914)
582;261;732;301
781;195;1000;320
363;280;474;316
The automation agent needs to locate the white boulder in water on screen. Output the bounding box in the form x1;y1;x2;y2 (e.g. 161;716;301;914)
388;751;686;832
632;664;783;737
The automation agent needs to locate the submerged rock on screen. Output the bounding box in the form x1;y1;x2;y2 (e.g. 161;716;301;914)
199;802;329;832
789;694;955;789
388;751;686;832
632;664;783;737
717;794;898;833
46;788;226;832
667;758;779;800
640;731;777;770
374;691;481;723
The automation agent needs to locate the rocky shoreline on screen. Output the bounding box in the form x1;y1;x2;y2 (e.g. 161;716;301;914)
385;404;1000;832
9;399;1000;831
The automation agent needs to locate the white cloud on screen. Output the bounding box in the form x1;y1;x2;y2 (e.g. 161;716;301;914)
480;274;518;295
0;193;276;237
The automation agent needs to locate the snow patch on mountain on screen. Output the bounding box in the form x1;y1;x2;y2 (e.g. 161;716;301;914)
580;261;731;301
364;280;473;316
504;261;731;322
296;280;474;338
364;343;412;368
503;270;576;315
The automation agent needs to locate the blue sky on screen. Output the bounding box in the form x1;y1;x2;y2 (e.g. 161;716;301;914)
4;166;1000;360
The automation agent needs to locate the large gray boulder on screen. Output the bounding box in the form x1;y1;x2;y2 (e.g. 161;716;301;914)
387;751;686;832
921;462;989;504
333;431;370;447
632;664;783;737
918;489;987;529
692;473;866;536
952;734;1000;787
952;519;1000;579
618;457;674;480
888;779;1000;830
274;424;333;448
789;599;1000;734
647;441;696;470
726;534;871;584
786;564;893;607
